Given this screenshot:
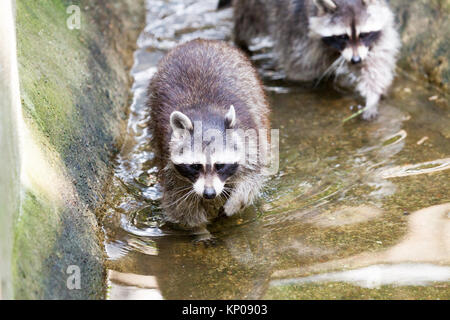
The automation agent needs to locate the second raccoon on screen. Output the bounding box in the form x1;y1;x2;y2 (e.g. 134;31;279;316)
230;0;400;120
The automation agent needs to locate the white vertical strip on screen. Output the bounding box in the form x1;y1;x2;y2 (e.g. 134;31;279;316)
0;0;21;300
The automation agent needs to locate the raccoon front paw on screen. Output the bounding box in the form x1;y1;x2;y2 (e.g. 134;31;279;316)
193;233;217;247
350;104;364;111
223;200;243;217
362;106;379;121
218;206;227;218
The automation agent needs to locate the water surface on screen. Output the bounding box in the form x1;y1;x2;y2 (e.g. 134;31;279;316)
101;0;450;299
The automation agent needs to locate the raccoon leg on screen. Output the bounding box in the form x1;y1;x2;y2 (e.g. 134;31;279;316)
164;201;216;245
162;193;209;229
222;200;243;217
171;202;215;245
360;92;380;121
233;2;252;52
222;176;263;217
233;0;269;53
357;56;396;121
192;225;216;246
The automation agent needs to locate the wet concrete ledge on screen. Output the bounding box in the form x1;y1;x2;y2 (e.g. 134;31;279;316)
2;0;145;299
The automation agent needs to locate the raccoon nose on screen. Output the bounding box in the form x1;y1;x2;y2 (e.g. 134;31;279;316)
351;55;362;64
203;187;216;199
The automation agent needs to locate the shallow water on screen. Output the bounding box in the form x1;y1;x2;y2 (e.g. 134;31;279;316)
101;0;450;299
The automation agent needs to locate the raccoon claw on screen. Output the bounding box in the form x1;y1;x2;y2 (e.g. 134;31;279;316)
218;206;227;218
350;104;364;111
361;107;379;121
193;234;217;247
350;104;379;121
223;200;243;217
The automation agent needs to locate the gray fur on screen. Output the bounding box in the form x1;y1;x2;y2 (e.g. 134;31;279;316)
232;0;400;120
148;39;270;231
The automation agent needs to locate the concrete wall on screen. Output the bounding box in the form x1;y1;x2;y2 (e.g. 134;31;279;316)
0;0;144;299
0;0;21;301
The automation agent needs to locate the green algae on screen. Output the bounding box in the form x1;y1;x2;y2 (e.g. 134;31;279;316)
382;134;403;146
12;189;105;299
12;0;145;299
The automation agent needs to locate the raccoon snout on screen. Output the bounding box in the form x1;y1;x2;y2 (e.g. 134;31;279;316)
351;55;362;64
203;187;217;199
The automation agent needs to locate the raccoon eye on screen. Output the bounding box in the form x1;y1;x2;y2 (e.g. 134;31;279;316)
334;34;349;40
359;31;381;44
322;35;348;51
216;163;239;181
359;32;371;38
174;163;202;182
214;163;225;171
190;164;203;171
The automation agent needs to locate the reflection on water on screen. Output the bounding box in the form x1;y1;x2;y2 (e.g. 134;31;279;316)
271;264;450;289
101;0;450;299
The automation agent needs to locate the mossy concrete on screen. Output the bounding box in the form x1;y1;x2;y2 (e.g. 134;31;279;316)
0;0;21;300
10;0;144;299
391;0;450;90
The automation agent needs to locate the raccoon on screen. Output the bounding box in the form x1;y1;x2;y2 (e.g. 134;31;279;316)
148;39;270;241
217;0;233;9
231;0;400;120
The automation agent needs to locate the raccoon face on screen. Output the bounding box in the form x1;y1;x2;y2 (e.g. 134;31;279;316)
173;161;240;200
169;106;241;200
186;162;239;199
321;30;381;64
309;0;391;64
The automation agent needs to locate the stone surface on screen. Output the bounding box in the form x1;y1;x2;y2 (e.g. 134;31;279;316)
10;0;144;299
0;0;21;301
391;0;450;90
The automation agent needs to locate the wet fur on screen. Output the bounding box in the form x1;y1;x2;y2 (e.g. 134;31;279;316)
148;39;270;229
232;0;400;120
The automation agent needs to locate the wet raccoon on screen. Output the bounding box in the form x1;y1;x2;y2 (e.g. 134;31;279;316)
231;0;400;120
148;39;270;241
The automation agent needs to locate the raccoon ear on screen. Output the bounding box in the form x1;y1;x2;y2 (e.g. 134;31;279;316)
313;0;337;13
225;105;236;128
170;111;193;136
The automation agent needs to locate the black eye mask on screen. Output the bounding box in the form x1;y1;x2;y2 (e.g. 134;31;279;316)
174;163;202;182
215;163;239;182
359;31;381;47
321;34;349;51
